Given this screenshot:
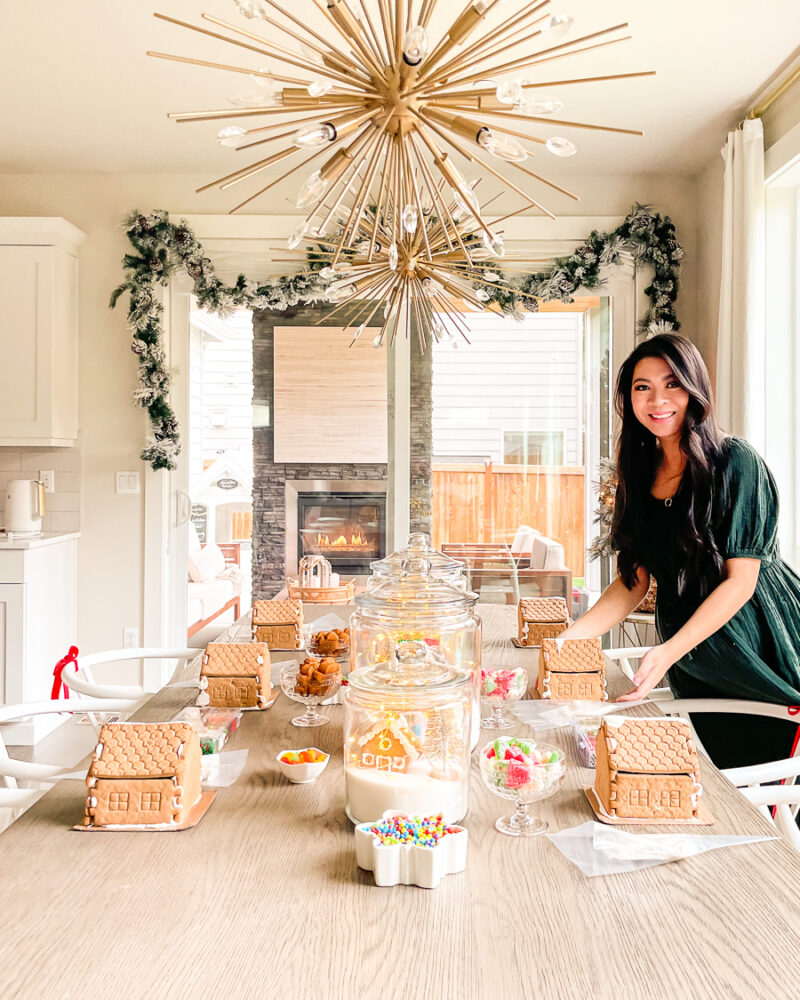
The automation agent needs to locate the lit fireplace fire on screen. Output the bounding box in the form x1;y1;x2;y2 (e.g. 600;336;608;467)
316;531;370;550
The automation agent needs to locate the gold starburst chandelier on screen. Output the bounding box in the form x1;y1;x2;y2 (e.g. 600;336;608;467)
150;1;653;345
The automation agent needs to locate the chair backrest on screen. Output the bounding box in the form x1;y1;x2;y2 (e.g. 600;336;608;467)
65;647;199;699
531;536;567;571
510;525;539;556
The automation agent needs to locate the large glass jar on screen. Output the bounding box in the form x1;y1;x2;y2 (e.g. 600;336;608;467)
369;532;468;591
343;640;472;824
351;556;481;748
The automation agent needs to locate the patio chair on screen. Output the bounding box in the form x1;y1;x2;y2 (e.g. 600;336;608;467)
61;646;200;700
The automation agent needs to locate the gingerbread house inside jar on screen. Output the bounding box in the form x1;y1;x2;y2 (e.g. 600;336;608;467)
343;640;472;825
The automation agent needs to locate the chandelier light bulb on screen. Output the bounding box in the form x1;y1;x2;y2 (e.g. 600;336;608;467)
546;136;578;157
388;242;399;271
517;97;564;116
293;122;336;149
544;14;575;37
287;221;308;249
496;78;524;105
483;270;501;282
471;0;491;14
477;128;528;164
249;65;275;89
476;288;490;301
307;80;333;98
482;231;505;257
319;266;335;280
402;204;419;234
233;1;265;19
373;334;382;348
326;282;356;303
296;169;328;208
216;125;247;147
403;25;429;66
419;188;434;216
353;324;365;341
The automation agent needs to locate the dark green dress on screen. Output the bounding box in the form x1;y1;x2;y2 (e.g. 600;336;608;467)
636;437;800;766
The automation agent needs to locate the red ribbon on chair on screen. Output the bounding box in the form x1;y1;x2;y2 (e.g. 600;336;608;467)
51;646;79;700
787;706;800;716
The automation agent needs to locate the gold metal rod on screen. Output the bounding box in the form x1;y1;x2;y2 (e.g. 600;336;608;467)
342;129;392;250
395;0;405;63
200;12;369;87
333;127;389;263
419;0;440;31
377;0;398;68
369;138;395;260
146;51;307;85
170;104;327;121
408;134;458;253
259;0;373;84
419;113;556;219
309;0;387;82
415;23;631;94
411;131;475;260
315;127;384;233
427;104;547;145
456;106;644;136
196;146;295;193
235;111;353;152
357;0;390;66
432;70;657;104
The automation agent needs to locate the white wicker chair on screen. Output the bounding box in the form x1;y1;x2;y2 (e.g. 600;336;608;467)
62;647;200;700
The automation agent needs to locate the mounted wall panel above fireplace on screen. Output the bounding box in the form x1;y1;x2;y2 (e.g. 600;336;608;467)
273;326;388;464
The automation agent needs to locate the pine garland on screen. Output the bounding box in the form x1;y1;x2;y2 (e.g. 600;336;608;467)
111;204;683;470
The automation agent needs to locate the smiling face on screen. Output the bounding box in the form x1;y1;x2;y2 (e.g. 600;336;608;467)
630;356;690;443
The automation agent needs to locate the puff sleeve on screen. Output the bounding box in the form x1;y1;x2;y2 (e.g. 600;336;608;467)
721;438;780;561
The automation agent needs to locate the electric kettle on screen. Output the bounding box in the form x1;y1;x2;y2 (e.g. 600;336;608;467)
4;480;46;535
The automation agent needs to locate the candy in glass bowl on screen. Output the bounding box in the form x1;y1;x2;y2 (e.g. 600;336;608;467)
479;736;565;837
280;658;342;727
480;666;528;731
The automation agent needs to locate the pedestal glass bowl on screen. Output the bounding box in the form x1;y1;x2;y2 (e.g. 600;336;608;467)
479;737;565;836
480;667;528;730
280;663;342;727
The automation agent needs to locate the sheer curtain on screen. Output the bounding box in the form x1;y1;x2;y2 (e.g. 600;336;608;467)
716;118;766;451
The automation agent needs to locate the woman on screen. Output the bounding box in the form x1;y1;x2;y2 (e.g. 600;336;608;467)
563;333;800;769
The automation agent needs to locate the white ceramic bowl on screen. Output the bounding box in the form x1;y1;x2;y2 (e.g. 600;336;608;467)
276;748;330;783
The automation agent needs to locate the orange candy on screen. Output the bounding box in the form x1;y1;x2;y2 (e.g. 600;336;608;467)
281;748;327;765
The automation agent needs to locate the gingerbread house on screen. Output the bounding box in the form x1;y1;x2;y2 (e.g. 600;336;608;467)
593;716;702;821
251;599;303;649
83;722;202;828
201;642;271;709
359;720;419;773
517;598;570;646
535;637;608;701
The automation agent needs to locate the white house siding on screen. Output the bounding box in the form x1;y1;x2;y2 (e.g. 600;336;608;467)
431;312;584;465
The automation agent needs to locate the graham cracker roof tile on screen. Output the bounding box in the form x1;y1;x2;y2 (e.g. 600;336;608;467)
540;637;604;673
252;600;302;625
88;723;197;780
202;642;269;677
520;598;570;623
602;716;698;774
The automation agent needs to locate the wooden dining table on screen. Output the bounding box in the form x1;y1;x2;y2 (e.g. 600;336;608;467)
1;605;799;1000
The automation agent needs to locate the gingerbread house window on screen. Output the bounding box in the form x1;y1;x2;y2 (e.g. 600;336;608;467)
660;790;681;808
141;792;162;811
108;791;130;811
629;788;650;807
236;685;249;701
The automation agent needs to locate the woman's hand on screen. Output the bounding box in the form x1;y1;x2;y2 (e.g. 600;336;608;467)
616;643;677;701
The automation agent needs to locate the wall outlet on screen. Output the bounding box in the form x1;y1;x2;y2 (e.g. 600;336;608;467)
123;627;139;649
39;470;55;493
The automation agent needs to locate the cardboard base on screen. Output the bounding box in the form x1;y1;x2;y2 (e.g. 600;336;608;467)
584;787;715;826
511;637;538;649
74;790;216;832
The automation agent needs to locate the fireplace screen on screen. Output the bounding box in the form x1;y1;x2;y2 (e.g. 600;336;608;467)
298;492;386;574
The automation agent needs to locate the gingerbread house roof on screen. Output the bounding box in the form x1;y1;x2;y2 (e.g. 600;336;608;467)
520;598;570;623
202;642;269;676
360;719;418;757
252;599;302;625
540;637;604;673
602;716;698;775
88;723;198;781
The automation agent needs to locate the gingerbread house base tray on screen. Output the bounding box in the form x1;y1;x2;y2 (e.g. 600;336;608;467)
584;787;715;826
73;791;216;832
511;637;541;649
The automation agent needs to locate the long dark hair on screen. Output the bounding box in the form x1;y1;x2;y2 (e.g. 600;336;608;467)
611;334;726;598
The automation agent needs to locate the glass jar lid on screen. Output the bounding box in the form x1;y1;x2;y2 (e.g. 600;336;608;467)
370;532;466;582
347;639;469;693
356;556;477;616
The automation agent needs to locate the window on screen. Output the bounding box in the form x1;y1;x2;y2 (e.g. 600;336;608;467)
141;792;162;812
502;430;565;465
108;791;130;811
629;788;650;807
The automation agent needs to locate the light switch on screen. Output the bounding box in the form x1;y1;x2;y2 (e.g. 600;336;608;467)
116;472;141;495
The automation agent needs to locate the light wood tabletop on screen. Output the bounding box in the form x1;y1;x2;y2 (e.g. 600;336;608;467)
1;605;799;1000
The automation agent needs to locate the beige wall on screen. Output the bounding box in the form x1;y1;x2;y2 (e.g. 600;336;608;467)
0;170;698;655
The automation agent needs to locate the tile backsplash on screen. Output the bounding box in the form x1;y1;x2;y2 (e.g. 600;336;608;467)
0;446;81;532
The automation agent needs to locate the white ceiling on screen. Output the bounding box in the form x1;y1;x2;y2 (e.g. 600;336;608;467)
2;0;799;181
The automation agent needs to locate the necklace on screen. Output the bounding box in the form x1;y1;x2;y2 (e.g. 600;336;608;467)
664;497;673;508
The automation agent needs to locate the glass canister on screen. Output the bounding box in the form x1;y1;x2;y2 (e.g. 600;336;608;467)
343;640;472;824
369;532;468;591
351;556;482;748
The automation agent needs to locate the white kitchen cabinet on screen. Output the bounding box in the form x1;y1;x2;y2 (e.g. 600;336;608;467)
0;533;79;743
0;218;86;446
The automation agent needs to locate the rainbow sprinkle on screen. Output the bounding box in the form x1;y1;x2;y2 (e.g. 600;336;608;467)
369;813;459;848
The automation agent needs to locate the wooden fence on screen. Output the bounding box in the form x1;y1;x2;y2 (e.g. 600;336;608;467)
431;463;586;577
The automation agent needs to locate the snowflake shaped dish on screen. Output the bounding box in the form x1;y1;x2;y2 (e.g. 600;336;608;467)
354;811;468;889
